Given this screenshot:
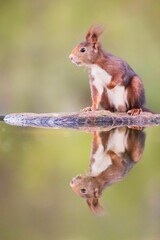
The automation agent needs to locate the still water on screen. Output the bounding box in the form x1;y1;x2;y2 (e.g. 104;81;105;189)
0;122;160;240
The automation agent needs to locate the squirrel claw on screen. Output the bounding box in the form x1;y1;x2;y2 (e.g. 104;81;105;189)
82;106;97;112
127;108;142;116
128;126;143;131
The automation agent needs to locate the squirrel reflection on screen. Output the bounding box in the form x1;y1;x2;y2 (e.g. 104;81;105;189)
70;127;146;215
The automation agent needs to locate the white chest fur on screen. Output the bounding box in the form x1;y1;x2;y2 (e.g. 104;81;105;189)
92;144;112;176
90;64;112;94
89;64;128;110
91;129;128;176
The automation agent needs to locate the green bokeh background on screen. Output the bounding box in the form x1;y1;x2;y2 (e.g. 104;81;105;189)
0;1;160;240
0;0;160;113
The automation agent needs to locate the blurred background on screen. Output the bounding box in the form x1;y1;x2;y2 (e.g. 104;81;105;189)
0;0;160;114
0;1;160;240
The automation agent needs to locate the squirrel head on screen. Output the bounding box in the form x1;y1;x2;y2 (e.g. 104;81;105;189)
69;25;104;66
70;174;104;215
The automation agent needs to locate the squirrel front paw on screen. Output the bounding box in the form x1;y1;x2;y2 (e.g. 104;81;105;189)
127;108;142;116
82;106;98;112
107;81;117;89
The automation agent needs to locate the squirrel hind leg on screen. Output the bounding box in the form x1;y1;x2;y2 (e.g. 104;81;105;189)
127;76;145;114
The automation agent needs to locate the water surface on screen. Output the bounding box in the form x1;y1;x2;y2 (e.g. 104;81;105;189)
0;122;160;240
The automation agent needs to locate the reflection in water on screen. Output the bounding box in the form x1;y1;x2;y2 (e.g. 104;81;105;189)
70;127;146;215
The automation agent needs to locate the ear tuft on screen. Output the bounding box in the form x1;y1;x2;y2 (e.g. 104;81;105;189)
86;25;104;44
86;197;105;216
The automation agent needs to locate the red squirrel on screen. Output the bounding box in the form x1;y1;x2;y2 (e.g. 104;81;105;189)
69;25;147;115
70;127;146;215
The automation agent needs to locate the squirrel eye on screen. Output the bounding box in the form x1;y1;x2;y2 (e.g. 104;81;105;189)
80;47;86;53
80;188;87;193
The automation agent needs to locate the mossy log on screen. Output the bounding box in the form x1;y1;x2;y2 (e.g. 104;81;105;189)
3;111;160;130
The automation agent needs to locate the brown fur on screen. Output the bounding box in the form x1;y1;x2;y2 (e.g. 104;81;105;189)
69;25;148;115
70;127;146;215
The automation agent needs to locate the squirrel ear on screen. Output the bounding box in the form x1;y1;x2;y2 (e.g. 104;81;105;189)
86;197;104;216
86;25;104;48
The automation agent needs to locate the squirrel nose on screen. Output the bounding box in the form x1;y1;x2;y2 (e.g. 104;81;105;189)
69;54;74;61
69;180;74;187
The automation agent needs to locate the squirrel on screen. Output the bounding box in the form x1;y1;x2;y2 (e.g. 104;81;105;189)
70;127;146;215
69;25;148;115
